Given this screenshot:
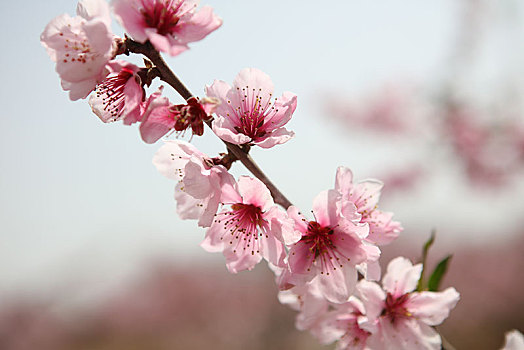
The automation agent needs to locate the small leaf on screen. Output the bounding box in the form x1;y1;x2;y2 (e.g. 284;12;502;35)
428;254;452;292
422;230;436;257
417;230;436;291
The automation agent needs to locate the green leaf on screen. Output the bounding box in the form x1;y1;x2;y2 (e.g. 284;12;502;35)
422;231;436;257
417;230;436;291
427;254;452;292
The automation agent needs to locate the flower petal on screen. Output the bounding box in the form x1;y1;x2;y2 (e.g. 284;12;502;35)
407;287;460;326
382;257;422;296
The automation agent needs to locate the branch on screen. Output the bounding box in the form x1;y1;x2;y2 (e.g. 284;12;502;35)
125;39;293;209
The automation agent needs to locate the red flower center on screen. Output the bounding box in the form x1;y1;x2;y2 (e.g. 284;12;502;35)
215;203;267;256
301;221;336;259
383;292;411;324
94;67;135;121
140;0;182;36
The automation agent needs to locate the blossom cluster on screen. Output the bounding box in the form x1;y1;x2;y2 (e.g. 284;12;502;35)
40;1;470;349
41;0;222;142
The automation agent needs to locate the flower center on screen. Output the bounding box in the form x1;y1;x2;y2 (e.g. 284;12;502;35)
228;86;280;141
59;29;98;65
171;98;210;136
93;68;135;121
215;203;267;256
295;221;350;275
302;221;336;258
382;292;411;324
140;0;182;36
341;317;371;347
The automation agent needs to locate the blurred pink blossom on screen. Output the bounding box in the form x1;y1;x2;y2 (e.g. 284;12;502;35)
445;105;524;186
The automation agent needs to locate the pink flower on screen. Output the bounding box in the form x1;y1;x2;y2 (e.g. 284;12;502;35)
140;89;218;143
278;282;330;336
171;97;218;136
335;167;402;246
282;190;372;304
201;176;298;273
112;0;222;56
153;139;235;227
500;330;524;350
206;68;297;148
41;0;114;100
316;297;372;350
89;60;144;124
357;257;460;350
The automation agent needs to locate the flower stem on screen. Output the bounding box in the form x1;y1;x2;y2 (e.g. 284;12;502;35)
124;39;293;209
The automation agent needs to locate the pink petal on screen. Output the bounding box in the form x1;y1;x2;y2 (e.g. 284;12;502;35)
80;18;113;65
223;246;262;273
112;0;148;42
262;91;297;129
330;227;368;265
259;230;286;268
287;206;309;234
200;223;225;253
382;257;422;296
383;318;441;350
146;28;189;56
218;178;242;204
407;287;460;326
288;241;316;276
311;190;341;227
41;14;75;61
352;180;384;214
205;80;232;117
266;207;301;245
296;288;330;331
62;78;99;101
77;0;111;26
182;159;213;199
174;182;203;220
197;192;219;228
174;5;222;43
335;166;355;194
139;94;173;144
255;127;295;148
52;19;111;83
237;176;273;209
232;68;275;106
152;140;200;180
212;116;252;145
356;280;386;322
121;76;144;123
365;210;402;246
356;247;382;281
336;195;362;223
314;263;357;304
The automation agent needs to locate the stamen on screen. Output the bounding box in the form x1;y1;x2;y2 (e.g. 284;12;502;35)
94;68;134;121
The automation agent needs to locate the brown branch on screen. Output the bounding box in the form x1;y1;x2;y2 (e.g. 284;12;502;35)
124;39;293;209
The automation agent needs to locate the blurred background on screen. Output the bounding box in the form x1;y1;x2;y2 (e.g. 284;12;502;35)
1;0;523;348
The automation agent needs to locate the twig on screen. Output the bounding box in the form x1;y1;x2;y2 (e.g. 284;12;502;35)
125;39;293;209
